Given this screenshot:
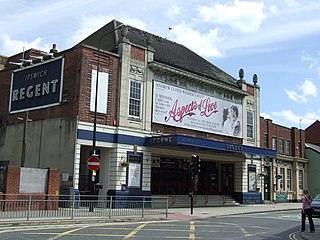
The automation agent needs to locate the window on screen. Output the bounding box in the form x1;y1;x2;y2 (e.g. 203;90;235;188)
272;137;277;150
285;140;290;155
247;111;254;138
287;169;291;190
264;133;268;148
279;138;284;154
279;168;284;190
129;80;142;117
299;170;303;190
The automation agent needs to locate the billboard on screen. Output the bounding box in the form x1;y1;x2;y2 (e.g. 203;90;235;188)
9;57;64;113
152;81;243;138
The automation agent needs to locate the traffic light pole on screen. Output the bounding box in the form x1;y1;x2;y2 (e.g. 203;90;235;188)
189;155;199;215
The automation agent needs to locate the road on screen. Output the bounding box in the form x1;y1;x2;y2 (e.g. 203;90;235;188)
0;210;318;239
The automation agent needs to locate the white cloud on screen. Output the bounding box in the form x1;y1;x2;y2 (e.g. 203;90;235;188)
301;79;317;97
269;5;279;15
285;89;307;103
166;3;181;18
283;0;299;7
260;112;273;120
68;15;148;47
271;109;320;128
198;0;266;34
301;52;320;77
170;22;223;57
272;109;298;122
67;15;114;47
285;79;317;103
0;33;50;56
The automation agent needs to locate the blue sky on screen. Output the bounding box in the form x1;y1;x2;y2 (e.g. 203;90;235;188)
1;0;320;129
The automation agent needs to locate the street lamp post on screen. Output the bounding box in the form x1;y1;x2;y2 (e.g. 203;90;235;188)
92;23;125;156
89;24;126;211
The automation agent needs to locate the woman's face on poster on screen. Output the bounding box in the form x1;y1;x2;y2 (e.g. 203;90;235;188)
229;108;236;120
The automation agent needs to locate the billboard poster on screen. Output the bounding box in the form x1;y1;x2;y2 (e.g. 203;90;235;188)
152;81;243;138
9;57;64;113
127;163;141;188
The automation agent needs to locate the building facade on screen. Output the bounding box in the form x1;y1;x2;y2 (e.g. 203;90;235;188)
0;20;276;204
260;117;308;202
305;120;320;197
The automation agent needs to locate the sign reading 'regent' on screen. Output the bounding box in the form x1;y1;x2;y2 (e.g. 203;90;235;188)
9;57;64;113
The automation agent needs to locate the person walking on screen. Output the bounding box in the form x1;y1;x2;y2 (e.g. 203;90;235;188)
301;189;315;233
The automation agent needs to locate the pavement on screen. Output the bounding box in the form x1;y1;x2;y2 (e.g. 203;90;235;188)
0;202;318;239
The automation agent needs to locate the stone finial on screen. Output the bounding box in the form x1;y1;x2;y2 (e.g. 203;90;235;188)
239;68;244;80
121;25;128;38
253;74;258;85
146;34;153;47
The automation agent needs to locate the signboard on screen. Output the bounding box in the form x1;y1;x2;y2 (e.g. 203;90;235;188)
87;156;101;171
128;163;141;187
152;81;242;138
9;57;64;113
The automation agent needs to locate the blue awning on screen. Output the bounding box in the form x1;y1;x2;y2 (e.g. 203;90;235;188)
146;135;276;158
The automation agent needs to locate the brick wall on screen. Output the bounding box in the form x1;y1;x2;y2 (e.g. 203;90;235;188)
131;46;145;61
305;120;320;145
1;165;60;211
0;45;120;128
77;47;120;126
260;117;305;157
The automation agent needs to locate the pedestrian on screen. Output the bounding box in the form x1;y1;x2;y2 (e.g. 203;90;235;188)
301;189;315;233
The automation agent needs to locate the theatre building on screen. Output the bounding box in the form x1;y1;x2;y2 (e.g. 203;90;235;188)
0;20;276;204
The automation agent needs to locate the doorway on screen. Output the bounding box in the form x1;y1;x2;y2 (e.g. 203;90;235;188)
221;164;234;193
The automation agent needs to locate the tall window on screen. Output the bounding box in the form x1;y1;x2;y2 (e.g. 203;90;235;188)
279;138;284;154
299;170;303;190
285;140;290;155
264;133;268;148
272;137;277;150
287;169;292;190
247;111;254;138
129;80;142;117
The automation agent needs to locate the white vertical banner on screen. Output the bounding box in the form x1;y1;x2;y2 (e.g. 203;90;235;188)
152;81;243;138
90;70;109;113
128;163;141;188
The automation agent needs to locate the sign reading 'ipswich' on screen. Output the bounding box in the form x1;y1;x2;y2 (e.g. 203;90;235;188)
9;57;64;113
152;81;243;138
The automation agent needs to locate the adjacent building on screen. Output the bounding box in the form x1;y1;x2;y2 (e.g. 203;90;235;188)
260;117;308;202
305;120;320;197
0;19;276;204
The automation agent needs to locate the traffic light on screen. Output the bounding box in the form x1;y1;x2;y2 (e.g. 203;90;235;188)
193;155;201;175
189;156;195;177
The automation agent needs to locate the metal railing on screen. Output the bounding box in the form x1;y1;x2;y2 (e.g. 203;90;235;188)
0;194;168;221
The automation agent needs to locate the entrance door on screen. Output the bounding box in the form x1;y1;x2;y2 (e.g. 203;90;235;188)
221;164;234;193
198;162;218;194
264;166;270;200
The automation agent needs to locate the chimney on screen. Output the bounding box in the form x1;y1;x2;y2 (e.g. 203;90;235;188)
49;44;58;55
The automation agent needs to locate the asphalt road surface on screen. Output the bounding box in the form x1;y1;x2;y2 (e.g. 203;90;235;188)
0;210;318;239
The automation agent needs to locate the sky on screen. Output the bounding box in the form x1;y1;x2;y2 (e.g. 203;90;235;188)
1;0;320;129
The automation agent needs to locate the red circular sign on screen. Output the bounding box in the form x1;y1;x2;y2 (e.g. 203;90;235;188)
87;156;100;171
